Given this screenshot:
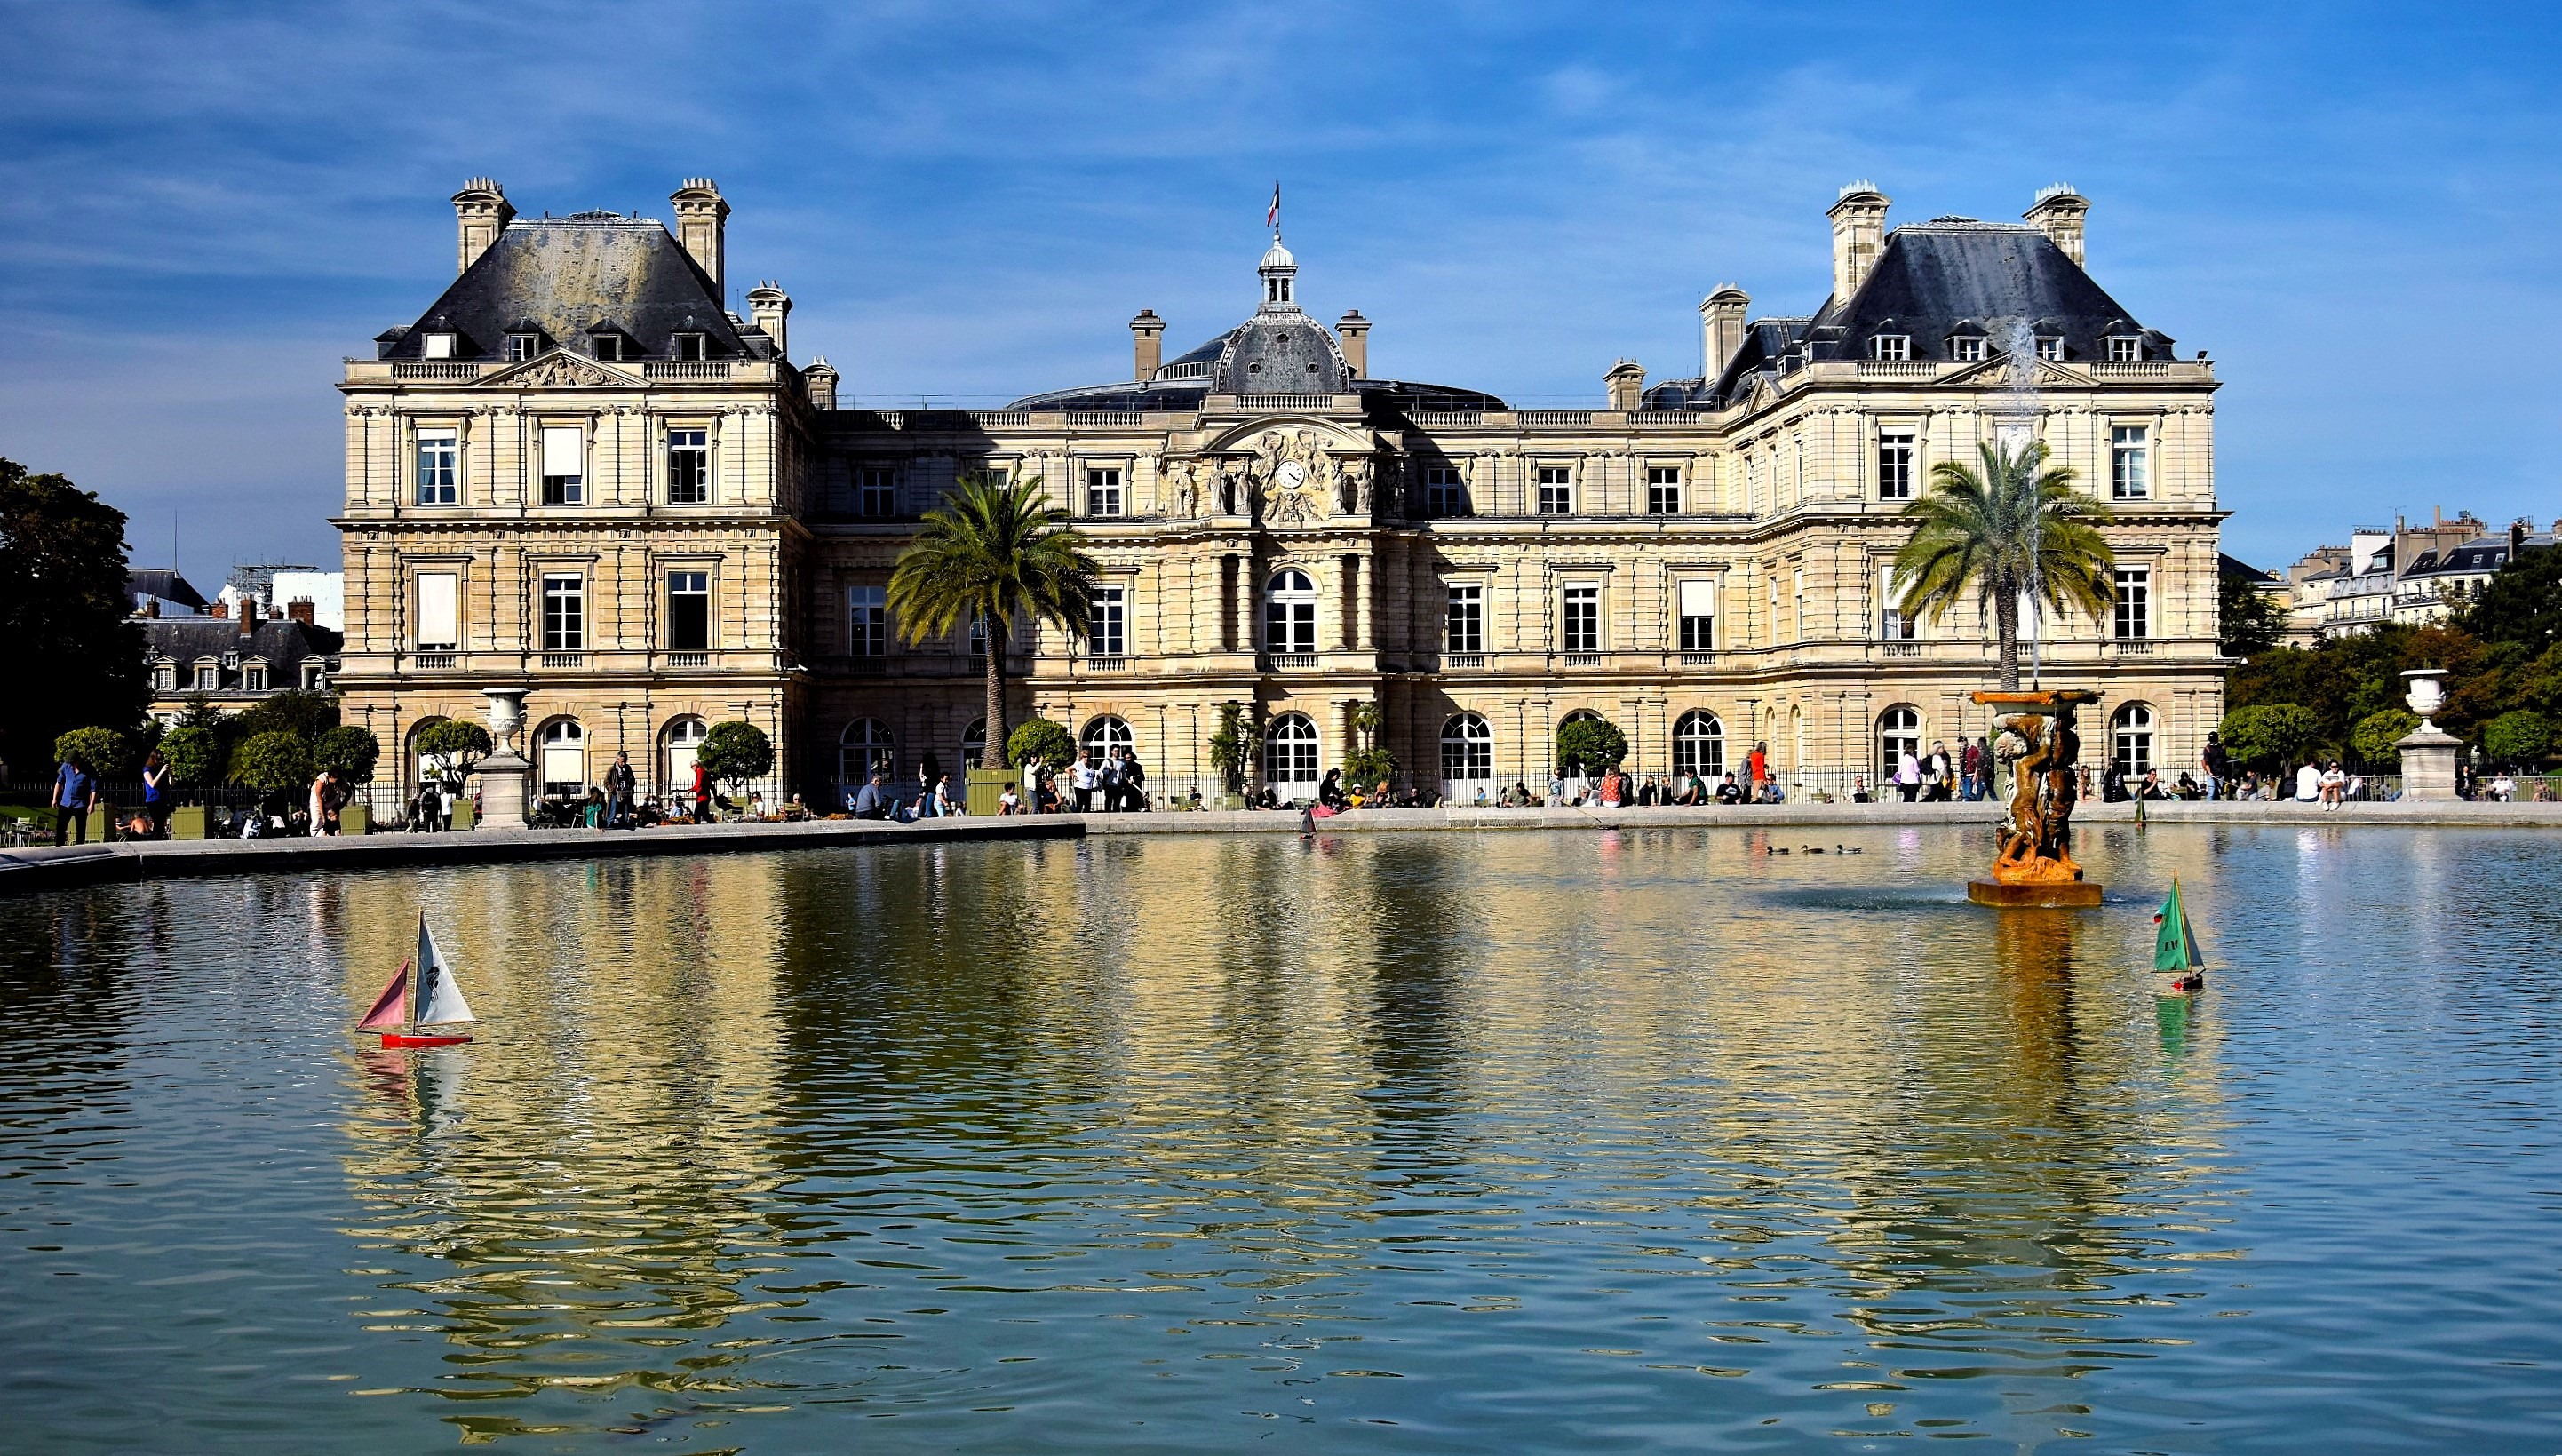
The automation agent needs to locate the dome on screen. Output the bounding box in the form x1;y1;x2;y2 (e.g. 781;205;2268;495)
1260;235;1296;270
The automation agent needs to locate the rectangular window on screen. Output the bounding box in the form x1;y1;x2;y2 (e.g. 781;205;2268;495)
1537;465;1572;515
1087;585;1126;655
2115;566;2151;640
1424;465;1468;518
855;466;896;518
540;426;584;505
540;574;585;651
1678;578;1716;652
1881;565;1914;641
152;664;175;691
194;664;218;692
672;333;705;362
415;571;458;650
1877;429;1915;500
667;428;709;505
1086;467;1124;518
423;332;456;360
2036;336;2064;361
2112;425;2151;499
414;429;458;505
1950;336;1985;362
667;570;710;652
1647;465;1682;514
302;662;326;691
1562;584;1600;653
243;664;267;692
848;585;887;657
505;334;538;362
2107;336;2142;362
1793;568;1806;641
1870;335;1911;362
1446;584;1484;654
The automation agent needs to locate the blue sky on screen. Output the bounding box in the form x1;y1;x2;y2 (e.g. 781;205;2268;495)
2;1;2556;581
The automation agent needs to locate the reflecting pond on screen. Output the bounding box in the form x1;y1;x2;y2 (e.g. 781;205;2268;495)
3;825;2558;1452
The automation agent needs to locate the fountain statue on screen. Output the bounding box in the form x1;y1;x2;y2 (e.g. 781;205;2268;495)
1968;688;2104;906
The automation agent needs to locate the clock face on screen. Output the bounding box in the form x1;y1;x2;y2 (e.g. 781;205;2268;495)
1276;461;1307;491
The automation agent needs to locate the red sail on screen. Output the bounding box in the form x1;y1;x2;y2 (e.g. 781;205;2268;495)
357;961;410;1030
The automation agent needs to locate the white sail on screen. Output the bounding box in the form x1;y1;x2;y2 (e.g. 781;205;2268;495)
411;915;476;1027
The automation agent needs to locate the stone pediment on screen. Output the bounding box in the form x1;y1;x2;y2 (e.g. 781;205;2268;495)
1935;355;2086;391
474;350;640;390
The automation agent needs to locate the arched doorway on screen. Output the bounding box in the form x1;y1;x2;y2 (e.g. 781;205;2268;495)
1080;714;1134;759
1878;705;1922;783
660;717;707;798
536;719;585;797
1440;712;1492;792
1673;710;1723;779
959;718;987;771
1265;712;1319;798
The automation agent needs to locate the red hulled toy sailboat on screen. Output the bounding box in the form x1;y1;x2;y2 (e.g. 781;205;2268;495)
357;913;477;1046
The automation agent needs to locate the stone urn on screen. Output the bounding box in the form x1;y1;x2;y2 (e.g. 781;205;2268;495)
2396;668;2463;801
474;685;536;829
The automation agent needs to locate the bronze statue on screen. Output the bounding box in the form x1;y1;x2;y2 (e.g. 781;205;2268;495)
1969;689;2103;906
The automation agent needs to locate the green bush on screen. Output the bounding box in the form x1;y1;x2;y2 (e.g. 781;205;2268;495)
2217;704;2320;770
1342;745;1398;791
1006;716;1074;769
1554;716;1628;776
229;730;314;797
696;720;774;792
2483;709;2554;768
159;725;219;792
1205;703;1260;793
222;688;338;746
51;725;132;777
2350;710;2419;768
314;725;381;784
414;719;493;785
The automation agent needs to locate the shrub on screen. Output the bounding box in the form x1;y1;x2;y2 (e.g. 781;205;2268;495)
229;730;314;797
2350;710;2419;768
696;720;774;793
414;719;494;785
2483;708;2554;768
1343;744;1398;790
2217;704;2319;770
222;688;338;747
314;725;381;784
1554;716;1628;776
51;725;132;777
1006;716;1073;769
1205;703;1260;794
159;725;219;792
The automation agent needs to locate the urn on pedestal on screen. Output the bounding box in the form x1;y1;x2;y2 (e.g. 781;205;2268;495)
2394;668;2463;801
474;686;536;830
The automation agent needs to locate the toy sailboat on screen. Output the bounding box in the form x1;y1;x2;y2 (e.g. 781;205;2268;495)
2153;879;2207;991
357;913;477;1046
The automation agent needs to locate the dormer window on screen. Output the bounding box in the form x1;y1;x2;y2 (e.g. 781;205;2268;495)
586;323;632;362
423;332;458;360
2036;336;2064;361
1949;336;1985;362
1869;335;1911;362
505;333;541;362
2106;336;2143;362
672;332;707;362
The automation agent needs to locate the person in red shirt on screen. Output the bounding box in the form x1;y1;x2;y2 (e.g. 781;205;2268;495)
690;760;712;823
1746;742;1769;796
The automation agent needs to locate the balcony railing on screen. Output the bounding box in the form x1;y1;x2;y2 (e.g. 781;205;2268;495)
390;361;484;381
1406;410;1482;427
539;652;585;669
1679;651;1717;667
2111;638;2155;655
413;651;457;670
1632;410;1698;426
1561;652;1603;667
2089;360;2180;379
1443;652;1485;669
1857;360;1938;381
1237;394;1338;412
642;361;735;383
1267;652;1319;670
1880;640;1922;656
1519;410;1594;426
847;657;889;676
1065;410;1141;427
971;410;1030;427
1083;655;1128;672
665;651;710;668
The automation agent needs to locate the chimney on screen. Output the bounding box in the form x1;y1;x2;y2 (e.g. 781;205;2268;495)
209;598;227;621
746;281;791;359
1130;309;1165;378
2511;520;2527;558
1699;284;1749;380
1827;181;1890;303
239;601;259;636
803;356;839;410
670;178;730;290
451;178;513;274
1336;310;1369;378
2024;184;2089;267
1604;359;1646;411
139;598;159;617
287;599;315;625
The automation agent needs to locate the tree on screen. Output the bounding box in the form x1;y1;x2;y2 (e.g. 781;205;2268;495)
696;720;773;797
314;725;381;784
222;688;338;749
52;726;132;778
2350;710;2420;769
1342;701;1396;788
1555;716;1628;776
414;719;493;788
159;725;219;798
2218;704;2320;771
1205;702;1261;795
0;459;147;776
1892;440;2116;691
1006;715;1073;769
887;470;1100;770
2483;709;2553;768
229;730;314;803
2455;544;2562;655
2218;570;2292;658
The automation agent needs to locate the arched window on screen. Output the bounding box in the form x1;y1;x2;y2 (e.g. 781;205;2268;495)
959;718;987;770
1673;710;1724;778
1266;569;1317;656
1556;709;1605;777
537;719;586;797
1878;705;1922;781
1440;712;1493;784
661;717;707;797
2112;703;2155;776
409;716;454;792
840;718;895;788
1080;715;1134;754
1265;712;1319;793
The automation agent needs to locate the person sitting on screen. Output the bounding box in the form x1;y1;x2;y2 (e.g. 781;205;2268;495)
997;783;1022;815
1850;774;1874;804
1474;785;1491;808
2136;769;2168;800
852;772;893;820
2174;771;2203;801
1255;785;1279;810
1317;769;1348;810
1715;773;1744;806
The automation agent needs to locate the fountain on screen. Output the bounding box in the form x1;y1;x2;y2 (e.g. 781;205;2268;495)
1969;688;2104;906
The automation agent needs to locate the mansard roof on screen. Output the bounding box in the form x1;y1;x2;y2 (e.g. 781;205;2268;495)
126;569;208;612
141;615;339;664
379;214;754;362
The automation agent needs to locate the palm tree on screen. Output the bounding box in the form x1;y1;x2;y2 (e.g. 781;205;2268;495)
1892;440;2115;691
889;470;1100;769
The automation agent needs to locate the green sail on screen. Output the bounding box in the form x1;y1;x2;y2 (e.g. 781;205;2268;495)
2155;880;2207;971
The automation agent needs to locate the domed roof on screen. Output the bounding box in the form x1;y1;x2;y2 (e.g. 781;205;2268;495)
1260;235;1296;270
1213;312;1344;394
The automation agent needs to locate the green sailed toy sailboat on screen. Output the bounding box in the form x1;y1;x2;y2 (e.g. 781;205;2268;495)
2154;879;2206;991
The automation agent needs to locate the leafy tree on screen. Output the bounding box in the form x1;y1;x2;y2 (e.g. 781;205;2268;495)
414;719;493;787
0;459;147;776
1006;715;1073;769
2350;710;2420;768
314;725;380;784
2217;704;2320;770
887;470;1100;769
1342;701;1396;789
229;730;314;801
1205;702;1260;794
696;720;774;796
2218;569;2292;658
2455;544;2562;655
52;726;133;777
1555;716;1628;776
2483;709;2553;768
1893;440;2116;690
159;725;219;797
222;688;338;749
176;694;225;734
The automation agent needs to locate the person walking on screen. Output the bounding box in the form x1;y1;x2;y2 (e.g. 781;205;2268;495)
52;753;95;847
1118;746;1148;811
1094;749;1122;814
690;759;712;823
139;749;171;838
1921;741;1952;802
2201;731;2228;802
1070;748;1097;814
1895;744;1922;802
308;768;338;836
1746;741;1769;799
604;750;637;830
1959;738;1984;802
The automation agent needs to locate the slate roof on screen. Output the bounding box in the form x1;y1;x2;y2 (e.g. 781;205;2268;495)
378;213;763;362
2404;535;2548;579
142;616;341;668
126;569;209;611
2218;553;2281;586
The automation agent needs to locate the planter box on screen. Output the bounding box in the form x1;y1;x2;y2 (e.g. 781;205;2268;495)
86;805;114;842
343;802;370;836
169;804;209;840
965;767;1015;817
450;800;477;831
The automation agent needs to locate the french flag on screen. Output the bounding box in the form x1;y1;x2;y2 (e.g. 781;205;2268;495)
1267;181;1280;231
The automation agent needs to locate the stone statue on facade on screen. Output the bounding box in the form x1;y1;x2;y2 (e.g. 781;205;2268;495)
1164;458;1200;520
1345;458;1374;515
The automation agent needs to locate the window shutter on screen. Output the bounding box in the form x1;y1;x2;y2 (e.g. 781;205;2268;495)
1679;578;1715;621
418;573;458;648
542;426;583;480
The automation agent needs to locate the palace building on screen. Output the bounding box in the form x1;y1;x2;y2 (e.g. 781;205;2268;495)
334;177;2225;811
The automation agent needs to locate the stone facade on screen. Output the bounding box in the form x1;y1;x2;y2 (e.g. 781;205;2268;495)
337;178;2227;816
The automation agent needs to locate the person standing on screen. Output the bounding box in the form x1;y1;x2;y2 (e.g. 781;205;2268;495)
1746;741;1769;800
1118;745;1148;811
1070;748;1097;814
603;750;637;829
1959;738;1984;802
690;758;712;823
2201;731;2227;801
1921;741;1951;802
309;768;338;836
139;749;171;838
1895;745;1922;802
52;753;95;847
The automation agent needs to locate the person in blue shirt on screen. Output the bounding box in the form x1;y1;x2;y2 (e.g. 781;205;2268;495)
139;749;171;837
850;772;892;820
52;754;96;846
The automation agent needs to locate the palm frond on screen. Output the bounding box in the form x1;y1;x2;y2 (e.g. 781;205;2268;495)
887;471;1099;648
